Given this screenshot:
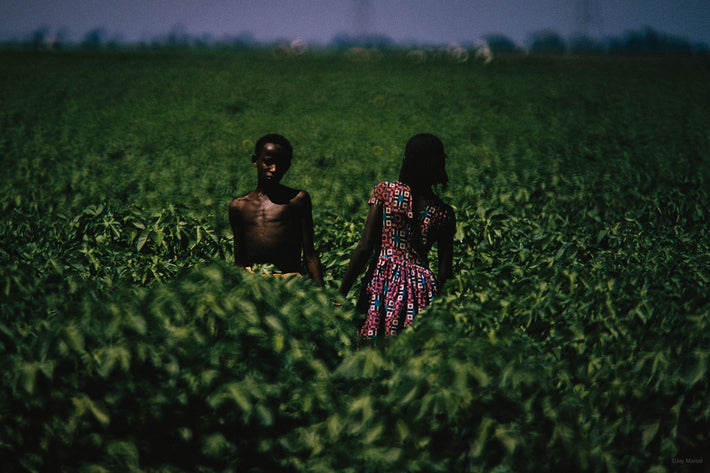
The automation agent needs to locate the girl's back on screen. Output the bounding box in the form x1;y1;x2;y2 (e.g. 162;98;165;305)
371;181;453;267
339;133;455;338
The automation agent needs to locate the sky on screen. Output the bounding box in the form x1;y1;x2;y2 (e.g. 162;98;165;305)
1;0;709;46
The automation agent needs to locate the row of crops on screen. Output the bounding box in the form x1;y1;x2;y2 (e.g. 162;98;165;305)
1;50;709;471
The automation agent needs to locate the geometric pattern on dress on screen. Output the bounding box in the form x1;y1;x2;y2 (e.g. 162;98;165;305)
360;181;454;338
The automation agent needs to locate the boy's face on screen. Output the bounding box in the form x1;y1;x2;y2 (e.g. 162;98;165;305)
253;143;291;185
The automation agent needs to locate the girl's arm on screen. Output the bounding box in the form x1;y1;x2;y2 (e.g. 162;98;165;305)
339;204;382;297
436;212;456;289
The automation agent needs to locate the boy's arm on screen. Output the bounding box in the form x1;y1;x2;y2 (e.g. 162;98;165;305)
299;191;324;287
228;199;244;266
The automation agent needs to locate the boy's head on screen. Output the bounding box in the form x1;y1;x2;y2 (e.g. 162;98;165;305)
252;134;293;185
254;134;293;160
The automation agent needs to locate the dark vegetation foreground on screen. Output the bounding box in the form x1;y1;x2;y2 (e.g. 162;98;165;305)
1;50;709;472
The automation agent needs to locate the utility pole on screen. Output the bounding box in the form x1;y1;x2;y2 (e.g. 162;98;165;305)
576;0;602;37
352;0;372;37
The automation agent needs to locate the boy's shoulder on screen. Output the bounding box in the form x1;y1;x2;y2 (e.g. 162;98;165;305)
282;188;312;211
274;185;310;205
229;192;255;209
230;186;311;207
291;187;310;201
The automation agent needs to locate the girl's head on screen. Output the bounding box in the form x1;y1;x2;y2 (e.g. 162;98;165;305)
399;133;448;189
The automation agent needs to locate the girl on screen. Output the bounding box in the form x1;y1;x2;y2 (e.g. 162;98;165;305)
339;133;456;338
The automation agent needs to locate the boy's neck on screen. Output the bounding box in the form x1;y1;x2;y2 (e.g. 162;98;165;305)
255;182;295;203
255;181;281;194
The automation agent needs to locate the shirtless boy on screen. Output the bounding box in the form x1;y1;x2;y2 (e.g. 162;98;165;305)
229;134;324;286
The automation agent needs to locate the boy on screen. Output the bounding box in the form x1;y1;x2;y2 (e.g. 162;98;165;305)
229;134;324;286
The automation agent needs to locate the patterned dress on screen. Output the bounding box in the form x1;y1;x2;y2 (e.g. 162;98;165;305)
358;181;454;337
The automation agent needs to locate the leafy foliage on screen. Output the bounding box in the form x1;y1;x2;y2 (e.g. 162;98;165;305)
1;50;709;472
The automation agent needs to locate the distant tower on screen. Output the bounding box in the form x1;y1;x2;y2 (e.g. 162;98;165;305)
576;0;602;37
352;0;373;37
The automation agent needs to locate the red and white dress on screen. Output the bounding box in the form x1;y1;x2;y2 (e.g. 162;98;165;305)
358;181;454;337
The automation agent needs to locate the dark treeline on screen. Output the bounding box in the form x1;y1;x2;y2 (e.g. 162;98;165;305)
524;26;709;56
2;24;709;57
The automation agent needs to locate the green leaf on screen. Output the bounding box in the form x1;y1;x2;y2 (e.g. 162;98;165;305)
136;229;149;252
106;440;139;470
641;420;660;448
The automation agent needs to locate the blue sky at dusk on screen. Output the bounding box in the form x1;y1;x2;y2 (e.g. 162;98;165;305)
1;0;708;46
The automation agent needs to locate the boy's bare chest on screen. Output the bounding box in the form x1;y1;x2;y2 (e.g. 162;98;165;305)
242;201;303;254
246;200;300;228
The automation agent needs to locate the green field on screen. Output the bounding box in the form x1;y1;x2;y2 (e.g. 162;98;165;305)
1;49;709;472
